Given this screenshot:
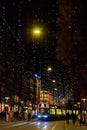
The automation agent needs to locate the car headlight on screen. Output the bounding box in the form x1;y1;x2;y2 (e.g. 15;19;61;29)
37;114;42;118
43;115;48;118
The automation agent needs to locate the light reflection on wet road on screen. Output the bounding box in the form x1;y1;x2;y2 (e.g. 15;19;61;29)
0;120;66;130
0;120;87;130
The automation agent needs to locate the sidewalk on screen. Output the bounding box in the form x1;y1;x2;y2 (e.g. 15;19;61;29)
0;119;25;125
65;120;87;130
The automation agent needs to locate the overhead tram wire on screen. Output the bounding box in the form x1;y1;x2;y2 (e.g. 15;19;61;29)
0;12;25;52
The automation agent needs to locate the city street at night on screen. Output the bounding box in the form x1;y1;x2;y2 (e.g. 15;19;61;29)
0;0;87;130
0;120;87;130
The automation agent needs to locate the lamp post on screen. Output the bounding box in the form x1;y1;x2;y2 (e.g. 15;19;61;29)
34;74;41;113
52;80;56;105
81;98;87;113
5;97;10;121
47;66;52;72
52;79;56;83
46;66;52;89
31;26;43;114
31;26;43;73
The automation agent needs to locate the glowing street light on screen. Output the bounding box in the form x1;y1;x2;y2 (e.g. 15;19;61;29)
81;98;87;111
47;66;52;72
5;97;10;102
52;79;56;83
34;29;40;34
81;98;87;102
32;27;42;38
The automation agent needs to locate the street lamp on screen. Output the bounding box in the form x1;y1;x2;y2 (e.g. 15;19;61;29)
32;26;42;38
34;74;41;113
47;66;52;72
31;26;43;74
52;79;56;83
5;97;10;102
32;24;42;104
32;26;43;113
5;97;10;121
33;29;40;35
52;80;56;105
81;98;87;112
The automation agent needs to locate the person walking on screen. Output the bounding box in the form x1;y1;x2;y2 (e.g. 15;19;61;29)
78;113;83;126
72;113;76;124
28;113;31;120
66;112;70;124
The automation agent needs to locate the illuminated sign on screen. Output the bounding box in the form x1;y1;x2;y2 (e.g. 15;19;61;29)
34;74;41;79
0;103;1;112
8;104;11;114
2;102;5;112
48;93;52;105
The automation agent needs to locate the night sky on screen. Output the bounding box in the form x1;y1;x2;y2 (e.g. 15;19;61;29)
0;0;60;94
22;0;59;71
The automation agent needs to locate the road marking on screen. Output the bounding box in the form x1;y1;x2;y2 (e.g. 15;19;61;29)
8;121;37;128
52;125;56;130
42;125;48;129
64;120;68;130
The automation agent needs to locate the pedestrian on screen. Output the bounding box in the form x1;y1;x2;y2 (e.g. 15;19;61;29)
72;113;76;124
66;112;70;124
83;113;86;124
28;113;31;120
78;113;83;126
19;112;22;120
